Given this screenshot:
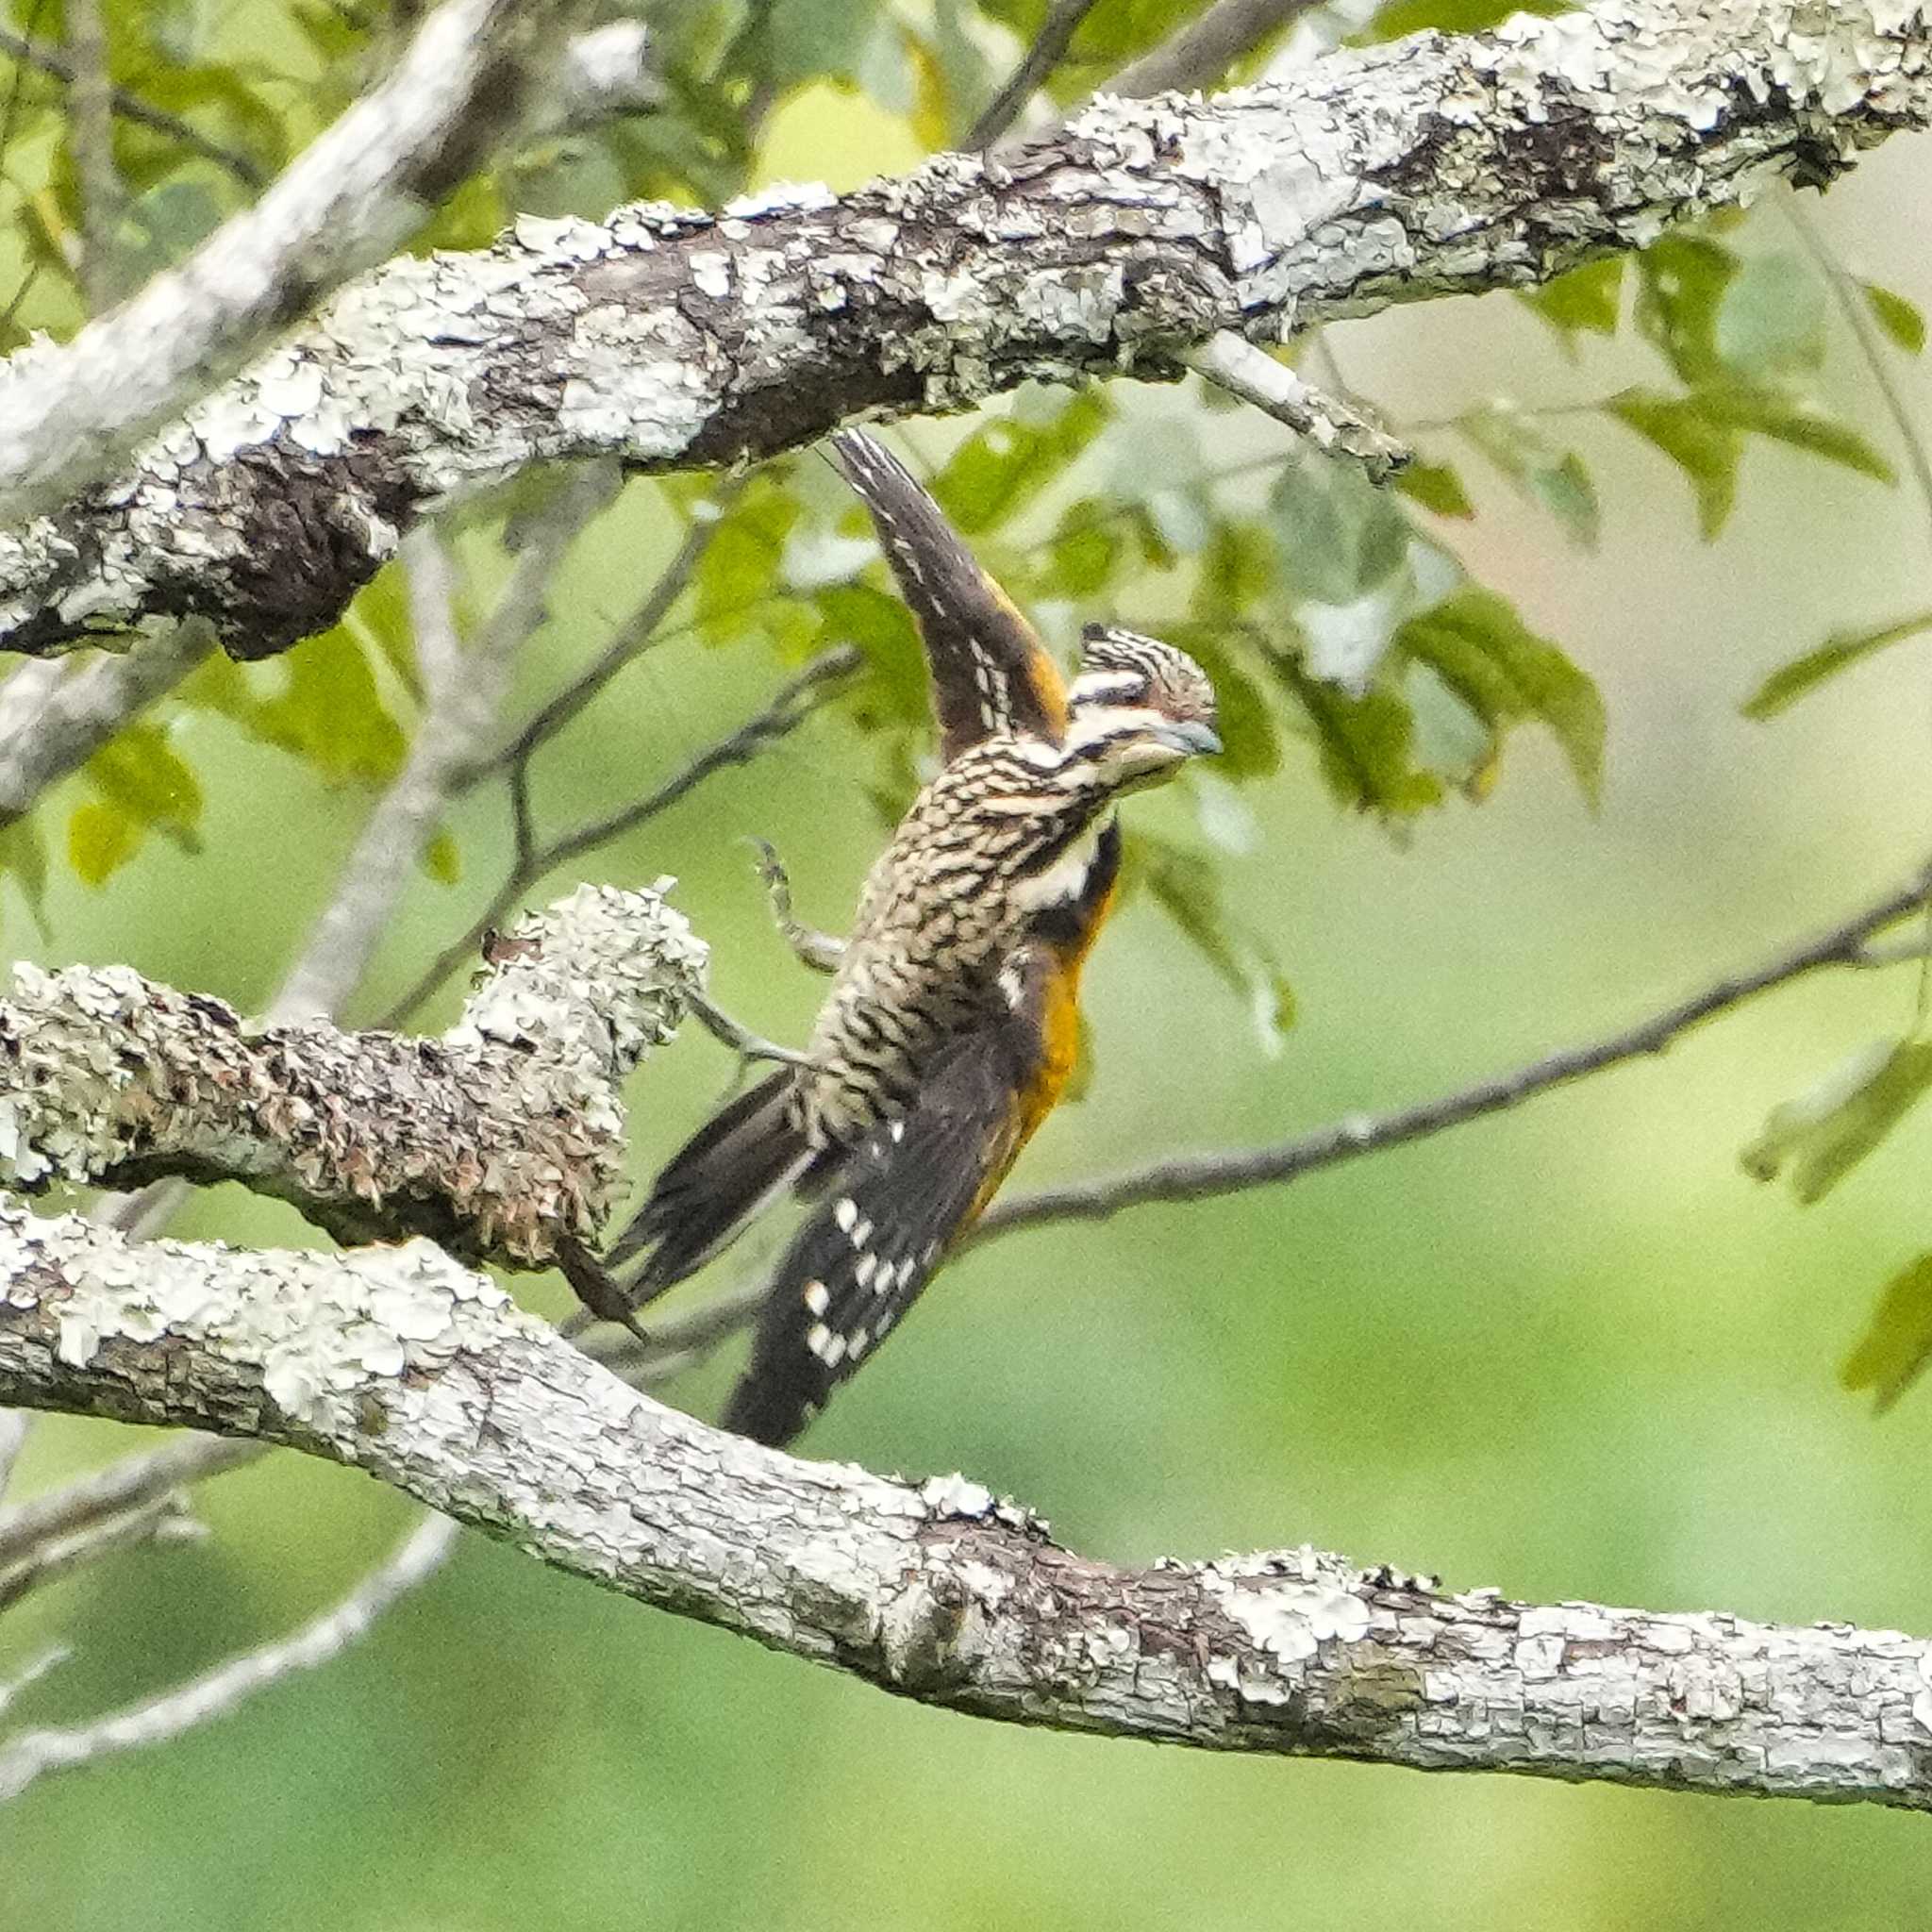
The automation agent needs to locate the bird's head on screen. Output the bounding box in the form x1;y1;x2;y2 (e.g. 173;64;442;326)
1062;625;1222;791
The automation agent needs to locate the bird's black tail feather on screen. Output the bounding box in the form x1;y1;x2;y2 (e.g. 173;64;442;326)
605;1070;811;1307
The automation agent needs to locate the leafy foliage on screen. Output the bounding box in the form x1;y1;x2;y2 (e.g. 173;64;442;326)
1740;1040;1932;1206
1842;1253;1932;1413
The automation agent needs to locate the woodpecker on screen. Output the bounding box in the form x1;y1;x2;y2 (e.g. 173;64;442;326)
591;430;1220;1445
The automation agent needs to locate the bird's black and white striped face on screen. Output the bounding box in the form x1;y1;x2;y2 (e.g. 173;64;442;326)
1062;625;1221;791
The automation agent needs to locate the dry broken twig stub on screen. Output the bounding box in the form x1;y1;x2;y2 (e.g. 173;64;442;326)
0;882;704;1266
0;1204;1928;1810
2;0;1926;659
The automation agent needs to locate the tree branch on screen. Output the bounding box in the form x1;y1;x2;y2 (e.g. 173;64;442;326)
382;643;859;1027
0;623;213;823
0;1507;458;1804
978;854;1932;1241
0;0;591;530
0;25;269;190
0;1203;1927;1810
6;0;1926;658
1107;0;1321;100
0;883;703;1267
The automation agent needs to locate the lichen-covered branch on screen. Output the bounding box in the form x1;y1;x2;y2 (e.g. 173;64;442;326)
0;1203;1927;1809
6;0;1928;659
0;0;591;531
0;883;704;1267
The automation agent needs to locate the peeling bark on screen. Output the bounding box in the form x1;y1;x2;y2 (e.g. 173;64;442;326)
4;0;1929;658
0;883;703;1266
0;1201;1926;1808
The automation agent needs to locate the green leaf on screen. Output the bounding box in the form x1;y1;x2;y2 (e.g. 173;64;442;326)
1394;587;1605;805
1392;462;1475;519
85;724;203;850
1692;387;1896;486
1132;832;1294;1056
1039;498;1123;598
932;390;1109;535
1741;611;1932;720
1166;625;1281;781
1274;656;1443;820
249;629;407;786
1460;410;1599;548
1606;388;1740;539
1520;257;1624;340
698;475;800;644
1268;445;1412;606
1191;519;1276;626
812;582;928;724
1713;252;1825;379
0;817;49;934
1634;232;1739;386
1741;1039;1932;1205
1841;1252;1932;1412
1360;0;1568;40
1861;279;1926;357
762;0;883;88
67;800;142;887
423;828;461;886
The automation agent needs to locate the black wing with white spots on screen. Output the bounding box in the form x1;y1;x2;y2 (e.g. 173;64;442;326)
720;1008;1042;1447
829;429;1069;759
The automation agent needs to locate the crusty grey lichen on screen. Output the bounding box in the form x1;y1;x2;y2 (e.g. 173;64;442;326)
3;0;1928;659
0;881;705;1264
1;1195;1929;1807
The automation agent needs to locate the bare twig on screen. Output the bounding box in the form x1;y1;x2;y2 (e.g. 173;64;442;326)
0;1435;262;1572
60;0;127;311
0;1509;458;1804
0;0;589;526
0;25;268;189
977;857;1932;1241
5;1208;1931;1812
0;1411;27;1506
382;644;861;1026
0;1490;203;1612
1184;334;1410;478
452;479;742;795
0;1644;68;1719
1106;0;1321;98
273;463;620;1024
967;0;1105;149
0;623;214;823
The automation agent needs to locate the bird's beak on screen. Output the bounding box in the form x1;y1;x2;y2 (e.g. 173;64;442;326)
1158;720;1223;757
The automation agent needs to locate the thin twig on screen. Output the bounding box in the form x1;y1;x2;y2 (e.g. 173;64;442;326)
0;1509;458;1804
974;857;1932;1241
0;0;583;526
0;622;214;822
60;0;126;310
0;1491;201;1612
1184;333;1410;478
0;1644;69;1720
452;480;741;795
273;463;619;1024
0;1411;27;1507
381;644;861;1026
0;25;268;190
1782;188;1932;1024
1106;0;1320;99
968;0;1104;149
0;1435;263;1571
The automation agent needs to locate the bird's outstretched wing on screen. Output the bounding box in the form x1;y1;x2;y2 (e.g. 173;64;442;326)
721;1004;1042;1446
830;429;1069;758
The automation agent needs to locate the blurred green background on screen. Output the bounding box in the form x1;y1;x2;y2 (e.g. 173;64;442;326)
7;2;1932;1925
